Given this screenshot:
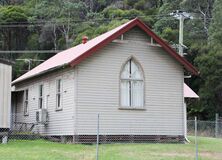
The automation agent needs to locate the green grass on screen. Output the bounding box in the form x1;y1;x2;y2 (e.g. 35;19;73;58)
0;137;222;160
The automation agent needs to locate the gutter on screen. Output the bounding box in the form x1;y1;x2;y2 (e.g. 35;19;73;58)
12;63;69;86
0;58;14;66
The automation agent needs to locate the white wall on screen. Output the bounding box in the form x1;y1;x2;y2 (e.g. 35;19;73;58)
14;68;76;135
0;62;12;129
75;27;184;136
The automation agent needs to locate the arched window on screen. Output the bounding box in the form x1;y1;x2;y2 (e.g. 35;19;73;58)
120;58;144;108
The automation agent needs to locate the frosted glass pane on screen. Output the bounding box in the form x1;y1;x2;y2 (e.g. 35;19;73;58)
131;81;143;107
121;81;130;106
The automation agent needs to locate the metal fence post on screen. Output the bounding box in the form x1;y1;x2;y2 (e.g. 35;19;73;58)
215;113;219;138
195;116;198;160
96;113;100;160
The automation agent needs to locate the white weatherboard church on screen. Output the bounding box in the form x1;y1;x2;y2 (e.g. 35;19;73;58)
11;18;198;143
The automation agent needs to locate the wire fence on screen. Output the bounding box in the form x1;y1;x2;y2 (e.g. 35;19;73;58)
0;113;222;159
187;120;222;138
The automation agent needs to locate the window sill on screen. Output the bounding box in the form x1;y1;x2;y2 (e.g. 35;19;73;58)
55;108;63;112
118;107;146;111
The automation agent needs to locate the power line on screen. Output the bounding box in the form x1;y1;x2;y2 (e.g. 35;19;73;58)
0;14;172;24
0;17;211;28
0;15;178;27
0;13;212;25
0;12;211;55
0;24;43;27
0;50;62;54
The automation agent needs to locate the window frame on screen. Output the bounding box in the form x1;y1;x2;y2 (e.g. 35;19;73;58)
119;57;145;110
23;89;29;116
38;84;44;109
55;79;63;111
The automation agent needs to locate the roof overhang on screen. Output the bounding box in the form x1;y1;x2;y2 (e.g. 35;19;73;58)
12;63;69;85
0;58;14;65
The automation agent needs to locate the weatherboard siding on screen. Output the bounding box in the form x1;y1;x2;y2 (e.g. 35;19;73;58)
0;62;11;128
76;27;184;136
13;69;75;135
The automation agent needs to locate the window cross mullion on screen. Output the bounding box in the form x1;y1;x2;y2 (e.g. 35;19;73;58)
121;78;143;81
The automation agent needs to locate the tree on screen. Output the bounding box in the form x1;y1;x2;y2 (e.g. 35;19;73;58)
154;0;180;40
56;1;88;49
193;0;222;119
0;0;24;5
181;0;214;37
0;5;28;50
28;0;88;49
194;52;222;119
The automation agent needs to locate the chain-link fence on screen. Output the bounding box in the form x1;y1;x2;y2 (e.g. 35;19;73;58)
187;120;222;138
1;113;222;160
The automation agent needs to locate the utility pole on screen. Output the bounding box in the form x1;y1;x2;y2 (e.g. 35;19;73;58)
170;10;193;56
179;14;184;55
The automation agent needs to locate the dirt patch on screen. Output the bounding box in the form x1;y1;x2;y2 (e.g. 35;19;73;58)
199;151;222;160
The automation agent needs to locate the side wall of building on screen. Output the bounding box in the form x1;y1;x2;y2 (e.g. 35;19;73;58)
13;68;76;135
76;27;185;136
0;63;12;129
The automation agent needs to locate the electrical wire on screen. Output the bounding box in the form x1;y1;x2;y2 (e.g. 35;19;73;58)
0;13;212;27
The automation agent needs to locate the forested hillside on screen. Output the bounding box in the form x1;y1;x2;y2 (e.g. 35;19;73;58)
0;0;221;120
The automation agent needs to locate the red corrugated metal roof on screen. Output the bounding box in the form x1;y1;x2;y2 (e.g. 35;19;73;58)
184;83;199;98
12;18;198;85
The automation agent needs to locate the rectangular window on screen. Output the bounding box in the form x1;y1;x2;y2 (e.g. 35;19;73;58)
39;84;44;109
24;89;29;115
56;79;62;110
121;80;144;108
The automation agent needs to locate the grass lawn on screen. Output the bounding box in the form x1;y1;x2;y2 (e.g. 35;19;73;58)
0;136;222;160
